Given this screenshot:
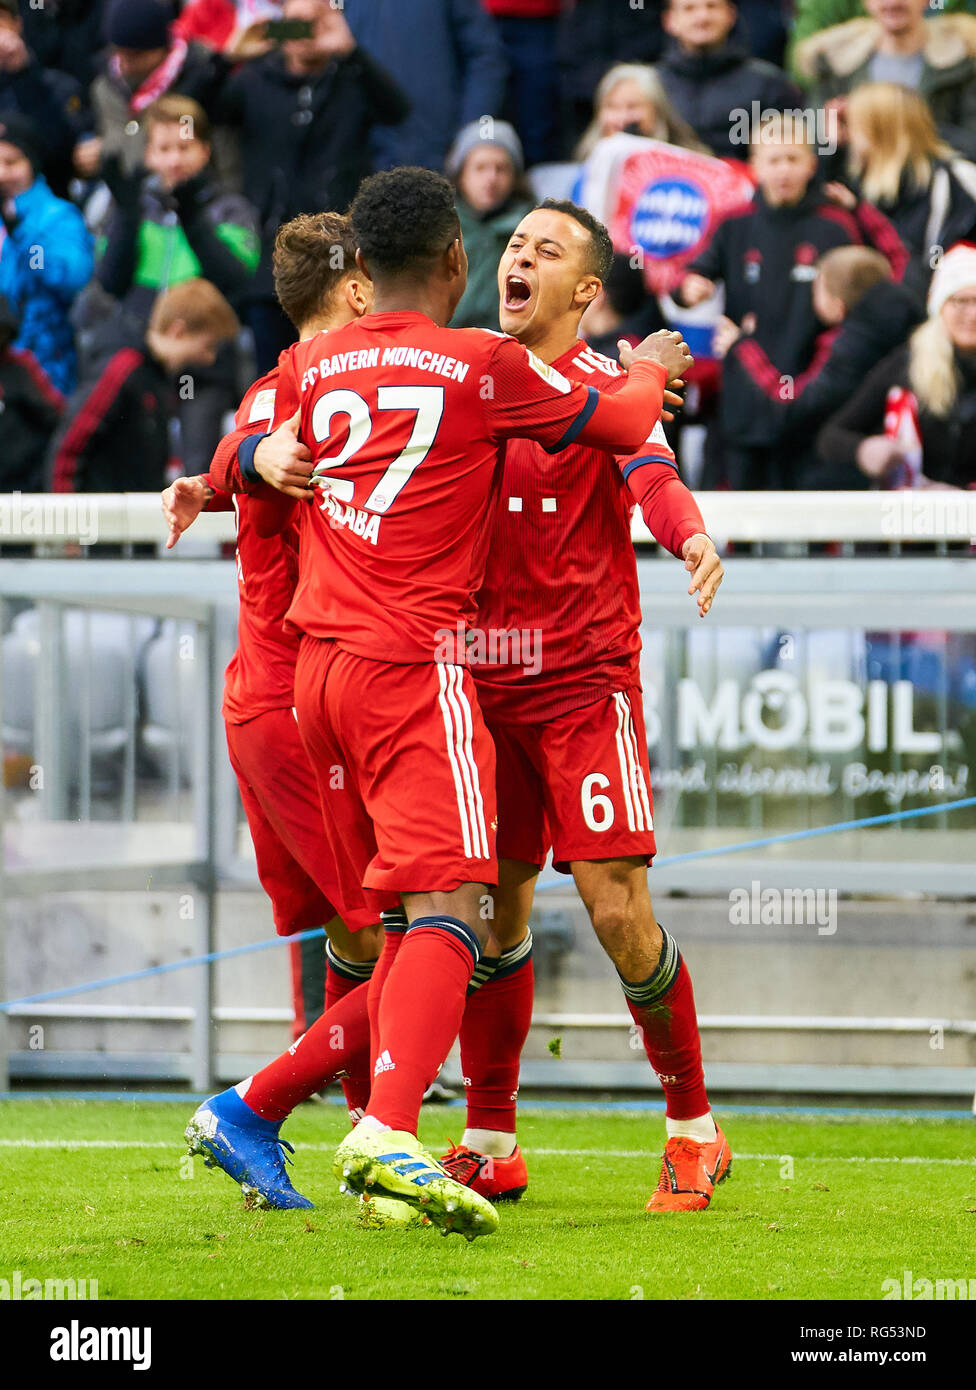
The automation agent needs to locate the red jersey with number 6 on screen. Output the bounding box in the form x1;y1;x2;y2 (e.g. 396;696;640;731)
272;310;668;664
473;341;705;724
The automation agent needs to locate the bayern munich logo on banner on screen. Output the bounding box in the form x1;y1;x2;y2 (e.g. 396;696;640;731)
627;177;710;261
602;141;755;295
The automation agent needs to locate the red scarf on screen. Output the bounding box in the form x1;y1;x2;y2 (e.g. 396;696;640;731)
110;38;190;113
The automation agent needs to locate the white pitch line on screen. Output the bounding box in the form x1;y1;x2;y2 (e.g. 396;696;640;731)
0;1139;973;1165
532;1149;976;1165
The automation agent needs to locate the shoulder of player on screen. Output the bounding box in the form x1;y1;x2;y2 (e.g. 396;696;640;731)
234;365;282;428
458;326;520;362
561;342;628;389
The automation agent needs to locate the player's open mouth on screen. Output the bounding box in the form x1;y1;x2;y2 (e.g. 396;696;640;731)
504;274;533;311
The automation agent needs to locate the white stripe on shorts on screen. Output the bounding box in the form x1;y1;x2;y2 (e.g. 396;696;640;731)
436;664;490;859
616;691;653;831
447;665;490;857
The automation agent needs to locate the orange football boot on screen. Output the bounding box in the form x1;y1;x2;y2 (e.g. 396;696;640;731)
439;1141;528;1202
646;1125;732;1212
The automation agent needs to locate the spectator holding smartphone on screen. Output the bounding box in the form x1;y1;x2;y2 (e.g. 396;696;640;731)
218;0;410;368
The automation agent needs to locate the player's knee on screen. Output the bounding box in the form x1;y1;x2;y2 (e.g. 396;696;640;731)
587;898;635;954
587;894;662;960
326;920;381;963
487;904;531;952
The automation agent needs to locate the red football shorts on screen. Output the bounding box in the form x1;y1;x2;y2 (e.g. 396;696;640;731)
294;636;498;894
225;706;383;935
487;685;656;872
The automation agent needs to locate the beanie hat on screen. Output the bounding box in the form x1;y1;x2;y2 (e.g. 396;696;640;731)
927;242;976;317
0;114;42;174
445;119;524;181
104;0;172;51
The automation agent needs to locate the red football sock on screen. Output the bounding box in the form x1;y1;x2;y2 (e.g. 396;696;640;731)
367;917;478;1134
325;947;376;1121
461;935;534;1133
288;941;307;1042
240;981;370;1122
367;921;406;1077
621;930;709;1120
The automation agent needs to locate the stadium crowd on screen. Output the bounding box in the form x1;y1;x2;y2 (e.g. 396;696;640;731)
1;0;976;496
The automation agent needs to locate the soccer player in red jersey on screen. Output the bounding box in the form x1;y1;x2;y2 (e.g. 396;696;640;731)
436;200;731;1214
243;167;692;1237
163;214;406;1209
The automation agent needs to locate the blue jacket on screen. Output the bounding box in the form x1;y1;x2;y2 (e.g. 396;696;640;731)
0;177;93;394
343;0;507;172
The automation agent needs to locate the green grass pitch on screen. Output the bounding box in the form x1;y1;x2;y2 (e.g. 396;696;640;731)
1;1099;973;1301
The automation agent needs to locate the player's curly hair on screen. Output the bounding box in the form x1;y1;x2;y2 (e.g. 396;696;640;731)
537;199;614;282
350;167;461;277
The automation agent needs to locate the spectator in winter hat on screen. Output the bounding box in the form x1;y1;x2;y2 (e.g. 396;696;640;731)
447;120;534;331
76;0;228;180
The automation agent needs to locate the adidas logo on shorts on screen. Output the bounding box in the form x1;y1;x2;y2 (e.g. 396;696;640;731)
373;1049;396;1076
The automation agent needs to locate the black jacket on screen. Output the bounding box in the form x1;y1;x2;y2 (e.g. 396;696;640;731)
847;159;976;305
0;52;91;197
687;186;908;443
727;279;924;449
48;328;174;494
656;40;803;160
0;344;65;491
20;0;109;95
218;46;410;241
96;164;260;320
815;340;976;489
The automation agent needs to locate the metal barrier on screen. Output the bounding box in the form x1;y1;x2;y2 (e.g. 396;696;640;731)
1;493;974;1098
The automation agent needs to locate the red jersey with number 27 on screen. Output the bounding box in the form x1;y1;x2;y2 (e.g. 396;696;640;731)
269;310;667;663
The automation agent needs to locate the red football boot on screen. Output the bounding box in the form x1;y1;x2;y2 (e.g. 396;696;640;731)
646;1125;732;1213
439;1141;528;1202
